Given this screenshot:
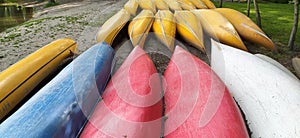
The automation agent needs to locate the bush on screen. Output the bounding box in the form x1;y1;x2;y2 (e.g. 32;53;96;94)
44;2;59;8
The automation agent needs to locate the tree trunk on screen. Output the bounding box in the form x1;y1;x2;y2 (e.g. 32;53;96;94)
288;0;299;50
247;0;251;17
253;0;262;28
219;0;223;8
48;0;56;3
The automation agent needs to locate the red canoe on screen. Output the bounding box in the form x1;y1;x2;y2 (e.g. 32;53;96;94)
80;46;163;138
163;46;248;137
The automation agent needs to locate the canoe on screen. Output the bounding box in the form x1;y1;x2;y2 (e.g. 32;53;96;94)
256;54;298;79
0;42;114;137
0;38;76;121
292;57;300;78
124;0;139;16
155;0;169;10
138;0;156;13
128;10;154;47
177;0;196;10
80;46;163;138
192;9;247;51
215;8;276;51
188;0;207;9
152;10;176;51
201;0;216;9
164;46;248;137
211;40;300;138
164;0;182;11
96;9;130;45
174;11;205;53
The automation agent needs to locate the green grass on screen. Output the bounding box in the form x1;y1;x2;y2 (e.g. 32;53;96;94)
221;2;298;48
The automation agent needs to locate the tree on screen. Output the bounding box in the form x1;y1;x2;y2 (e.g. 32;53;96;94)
219;0;223;8
253;0;262;28
247;0;251;17
288;0;299;50
48;0;56;3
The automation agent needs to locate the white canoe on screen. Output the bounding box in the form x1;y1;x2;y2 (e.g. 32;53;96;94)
211;39;300;138
255;54;298;80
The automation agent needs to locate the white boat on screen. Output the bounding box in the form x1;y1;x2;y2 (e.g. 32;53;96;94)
255;54;298;80
211;39;300;138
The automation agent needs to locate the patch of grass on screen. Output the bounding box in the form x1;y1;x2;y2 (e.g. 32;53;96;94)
44;2;59;8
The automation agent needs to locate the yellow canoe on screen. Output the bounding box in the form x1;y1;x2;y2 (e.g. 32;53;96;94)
215;8;276;51
174;11;205;53
202;0;216;9
128;10;154;47
124;0;139;16
188;0;207;9
0;38;77;120
178;0;196;10
155;0;169;10
192;9;247;51
152;10;176;51
96;9;130;45
164;0;182;11
138;0;156;13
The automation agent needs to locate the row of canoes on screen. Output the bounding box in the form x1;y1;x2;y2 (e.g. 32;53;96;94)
97;3;276;54
1;38;299;137
0;0;299;137
124;0;216;15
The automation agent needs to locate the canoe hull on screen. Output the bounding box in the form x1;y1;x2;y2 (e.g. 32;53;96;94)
215;8;276;51
80;46;163;138
211;40;300;137
0;38;76;120
96;9;130;45
152;10;176;51
164;46;248;137
0;42;114;137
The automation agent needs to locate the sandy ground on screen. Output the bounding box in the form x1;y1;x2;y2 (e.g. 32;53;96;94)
0;0;127;72
0;0;209;74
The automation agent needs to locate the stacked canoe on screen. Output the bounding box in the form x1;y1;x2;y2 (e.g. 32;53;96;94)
1;0;299;138
95;0;276;53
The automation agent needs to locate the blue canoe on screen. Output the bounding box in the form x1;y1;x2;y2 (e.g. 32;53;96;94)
0;42;114;138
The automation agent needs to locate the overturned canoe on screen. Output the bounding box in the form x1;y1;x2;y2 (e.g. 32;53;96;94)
0;42;114;137
155;0;169;10
193;9;247;51
124;0;139;16
152;10;176;51
188;0;207;9
178;0;196;10
138;0;156;13
128;10;154;47
96;9;130;45
215;8;276;51
255;54;298;79
80;46;163;138
174;11;205;53
164;0;182;11
211;40;300;137
0;38;76;121
201;0;216;9
164;46;248;137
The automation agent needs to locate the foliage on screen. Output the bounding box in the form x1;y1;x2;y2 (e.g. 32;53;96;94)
44;1;58;8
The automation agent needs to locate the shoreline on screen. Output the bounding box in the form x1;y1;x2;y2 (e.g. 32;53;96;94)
0;0;126;72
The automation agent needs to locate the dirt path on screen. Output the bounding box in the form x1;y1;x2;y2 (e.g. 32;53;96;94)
0;0;126;72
